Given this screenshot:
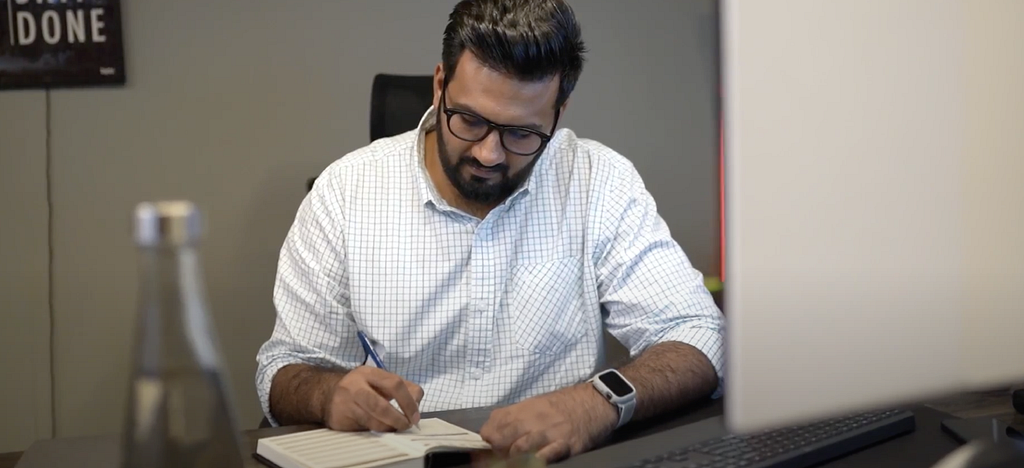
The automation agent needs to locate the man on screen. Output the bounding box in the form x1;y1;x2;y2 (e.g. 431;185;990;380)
256;0;724;462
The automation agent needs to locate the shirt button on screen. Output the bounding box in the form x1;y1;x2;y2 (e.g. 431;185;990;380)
470;368;483;380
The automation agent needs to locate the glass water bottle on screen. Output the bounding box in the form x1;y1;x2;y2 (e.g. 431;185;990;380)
121;201;246;468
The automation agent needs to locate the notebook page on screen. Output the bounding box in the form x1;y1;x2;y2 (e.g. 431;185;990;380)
260;428;418;468
384;419;491;453
401;418;476;437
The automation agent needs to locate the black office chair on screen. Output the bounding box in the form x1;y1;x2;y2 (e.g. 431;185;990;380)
305;74;434;193
369;73;435;142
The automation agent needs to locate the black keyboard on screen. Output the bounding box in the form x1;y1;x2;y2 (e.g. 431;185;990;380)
615;409;915;468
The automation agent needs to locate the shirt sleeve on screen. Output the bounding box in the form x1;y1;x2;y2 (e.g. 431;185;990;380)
594;162;726;398
255;174;364;426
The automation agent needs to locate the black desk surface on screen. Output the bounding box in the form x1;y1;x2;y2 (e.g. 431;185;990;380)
12;399;963;468
434;399;962;468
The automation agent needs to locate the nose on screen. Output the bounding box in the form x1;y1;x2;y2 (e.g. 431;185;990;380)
471;130;506;168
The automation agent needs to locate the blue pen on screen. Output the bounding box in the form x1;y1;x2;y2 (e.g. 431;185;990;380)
356;330;387;370
356;330;419;430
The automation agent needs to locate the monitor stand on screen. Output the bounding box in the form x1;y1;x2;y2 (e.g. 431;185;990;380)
940;389;1024;444
931;389;1024;467
929;436;1024;468
941;416;1023;445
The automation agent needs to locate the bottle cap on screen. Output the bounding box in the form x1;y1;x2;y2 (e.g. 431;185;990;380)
134;201;202;247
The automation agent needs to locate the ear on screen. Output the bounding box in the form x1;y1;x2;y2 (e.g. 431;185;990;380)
432;63;445;110
558;97;570;116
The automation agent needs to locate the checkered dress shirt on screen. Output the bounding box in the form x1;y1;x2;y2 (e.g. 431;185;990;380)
256;107;725;426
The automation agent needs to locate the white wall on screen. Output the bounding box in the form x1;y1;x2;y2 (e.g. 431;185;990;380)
0;0;720;450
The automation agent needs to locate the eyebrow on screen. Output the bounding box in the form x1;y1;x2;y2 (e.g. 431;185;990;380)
449;99;546;132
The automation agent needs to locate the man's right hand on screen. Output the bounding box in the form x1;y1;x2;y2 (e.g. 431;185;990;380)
322;366;424;432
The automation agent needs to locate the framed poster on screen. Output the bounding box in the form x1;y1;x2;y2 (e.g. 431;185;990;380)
0;0;125;90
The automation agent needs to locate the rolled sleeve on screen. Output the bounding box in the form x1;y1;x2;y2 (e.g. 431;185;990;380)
255;174;363;426
595;162;726;398
657;313;726;398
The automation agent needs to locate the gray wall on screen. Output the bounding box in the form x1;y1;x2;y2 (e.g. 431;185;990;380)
0;0;720;452
0;91;53;453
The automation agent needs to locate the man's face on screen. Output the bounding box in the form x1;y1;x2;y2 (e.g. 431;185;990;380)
433;52;562;205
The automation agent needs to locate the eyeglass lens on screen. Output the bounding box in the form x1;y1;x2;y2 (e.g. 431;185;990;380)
447;112;545;156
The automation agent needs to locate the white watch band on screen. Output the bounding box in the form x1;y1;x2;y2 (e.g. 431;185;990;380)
616;396;636;429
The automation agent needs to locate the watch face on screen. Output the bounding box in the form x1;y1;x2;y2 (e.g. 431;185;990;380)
598;371;633;397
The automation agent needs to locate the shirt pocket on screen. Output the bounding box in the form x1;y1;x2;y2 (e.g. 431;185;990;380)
507;256;586;355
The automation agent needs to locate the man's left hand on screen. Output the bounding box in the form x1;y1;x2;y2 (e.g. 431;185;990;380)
479;383;619;463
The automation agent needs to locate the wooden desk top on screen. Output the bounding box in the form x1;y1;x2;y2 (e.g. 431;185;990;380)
2;389;1020;468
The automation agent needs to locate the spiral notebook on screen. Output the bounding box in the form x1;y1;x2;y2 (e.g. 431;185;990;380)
254;418;491;468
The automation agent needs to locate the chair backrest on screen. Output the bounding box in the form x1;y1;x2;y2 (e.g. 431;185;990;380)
369;74;435;141
308;74;434;193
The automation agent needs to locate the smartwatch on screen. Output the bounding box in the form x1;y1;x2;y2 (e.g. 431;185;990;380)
589;369;637;429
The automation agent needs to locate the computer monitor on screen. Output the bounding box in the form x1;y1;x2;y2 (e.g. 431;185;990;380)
720;0;1024;434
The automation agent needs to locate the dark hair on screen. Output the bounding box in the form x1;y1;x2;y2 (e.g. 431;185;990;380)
442;0;586;109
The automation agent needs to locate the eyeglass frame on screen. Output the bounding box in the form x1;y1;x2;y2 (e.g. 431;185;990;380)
439;84;560;157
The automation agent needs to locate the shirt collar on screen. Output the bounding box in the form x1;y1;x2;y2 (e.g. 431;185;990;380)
412;106;563;211
412;107;443;207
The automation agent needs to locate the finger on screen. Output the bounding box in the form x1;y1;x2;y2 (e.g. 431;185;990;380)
479;422;504;453
368;374;421;426
325;398;371;432
357;386;413;431
480;414;523;454
404;382;424;423
535;440;572;463
345;402;394;433
359;410;397;433
509;430;549;457
405;381;425;404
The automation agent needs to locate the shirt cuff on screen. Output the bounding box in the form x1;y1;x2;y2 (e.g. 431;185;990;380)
256;358;293;427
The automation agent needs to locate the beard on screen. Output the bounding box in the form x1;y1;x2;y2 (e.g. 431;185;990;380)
436;114;540;205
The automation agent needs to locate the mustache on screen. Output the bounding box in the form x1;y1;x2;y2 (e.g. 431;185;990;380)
460;157;508;173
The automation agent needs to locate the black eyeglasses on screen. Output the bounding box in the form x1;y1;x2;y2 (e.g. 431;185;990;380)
440;86;559;156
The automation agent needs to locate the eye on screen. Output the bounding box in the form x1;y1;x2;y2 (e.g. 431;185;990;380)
457;113;486;128
506;129;534;141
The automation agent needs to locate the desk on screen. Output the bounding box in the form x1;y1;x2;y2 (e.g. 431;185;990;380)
4;389;1021;468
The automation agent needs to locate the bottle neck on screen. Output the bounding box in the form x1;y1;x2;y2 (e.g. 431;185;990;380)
134;245;219;375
